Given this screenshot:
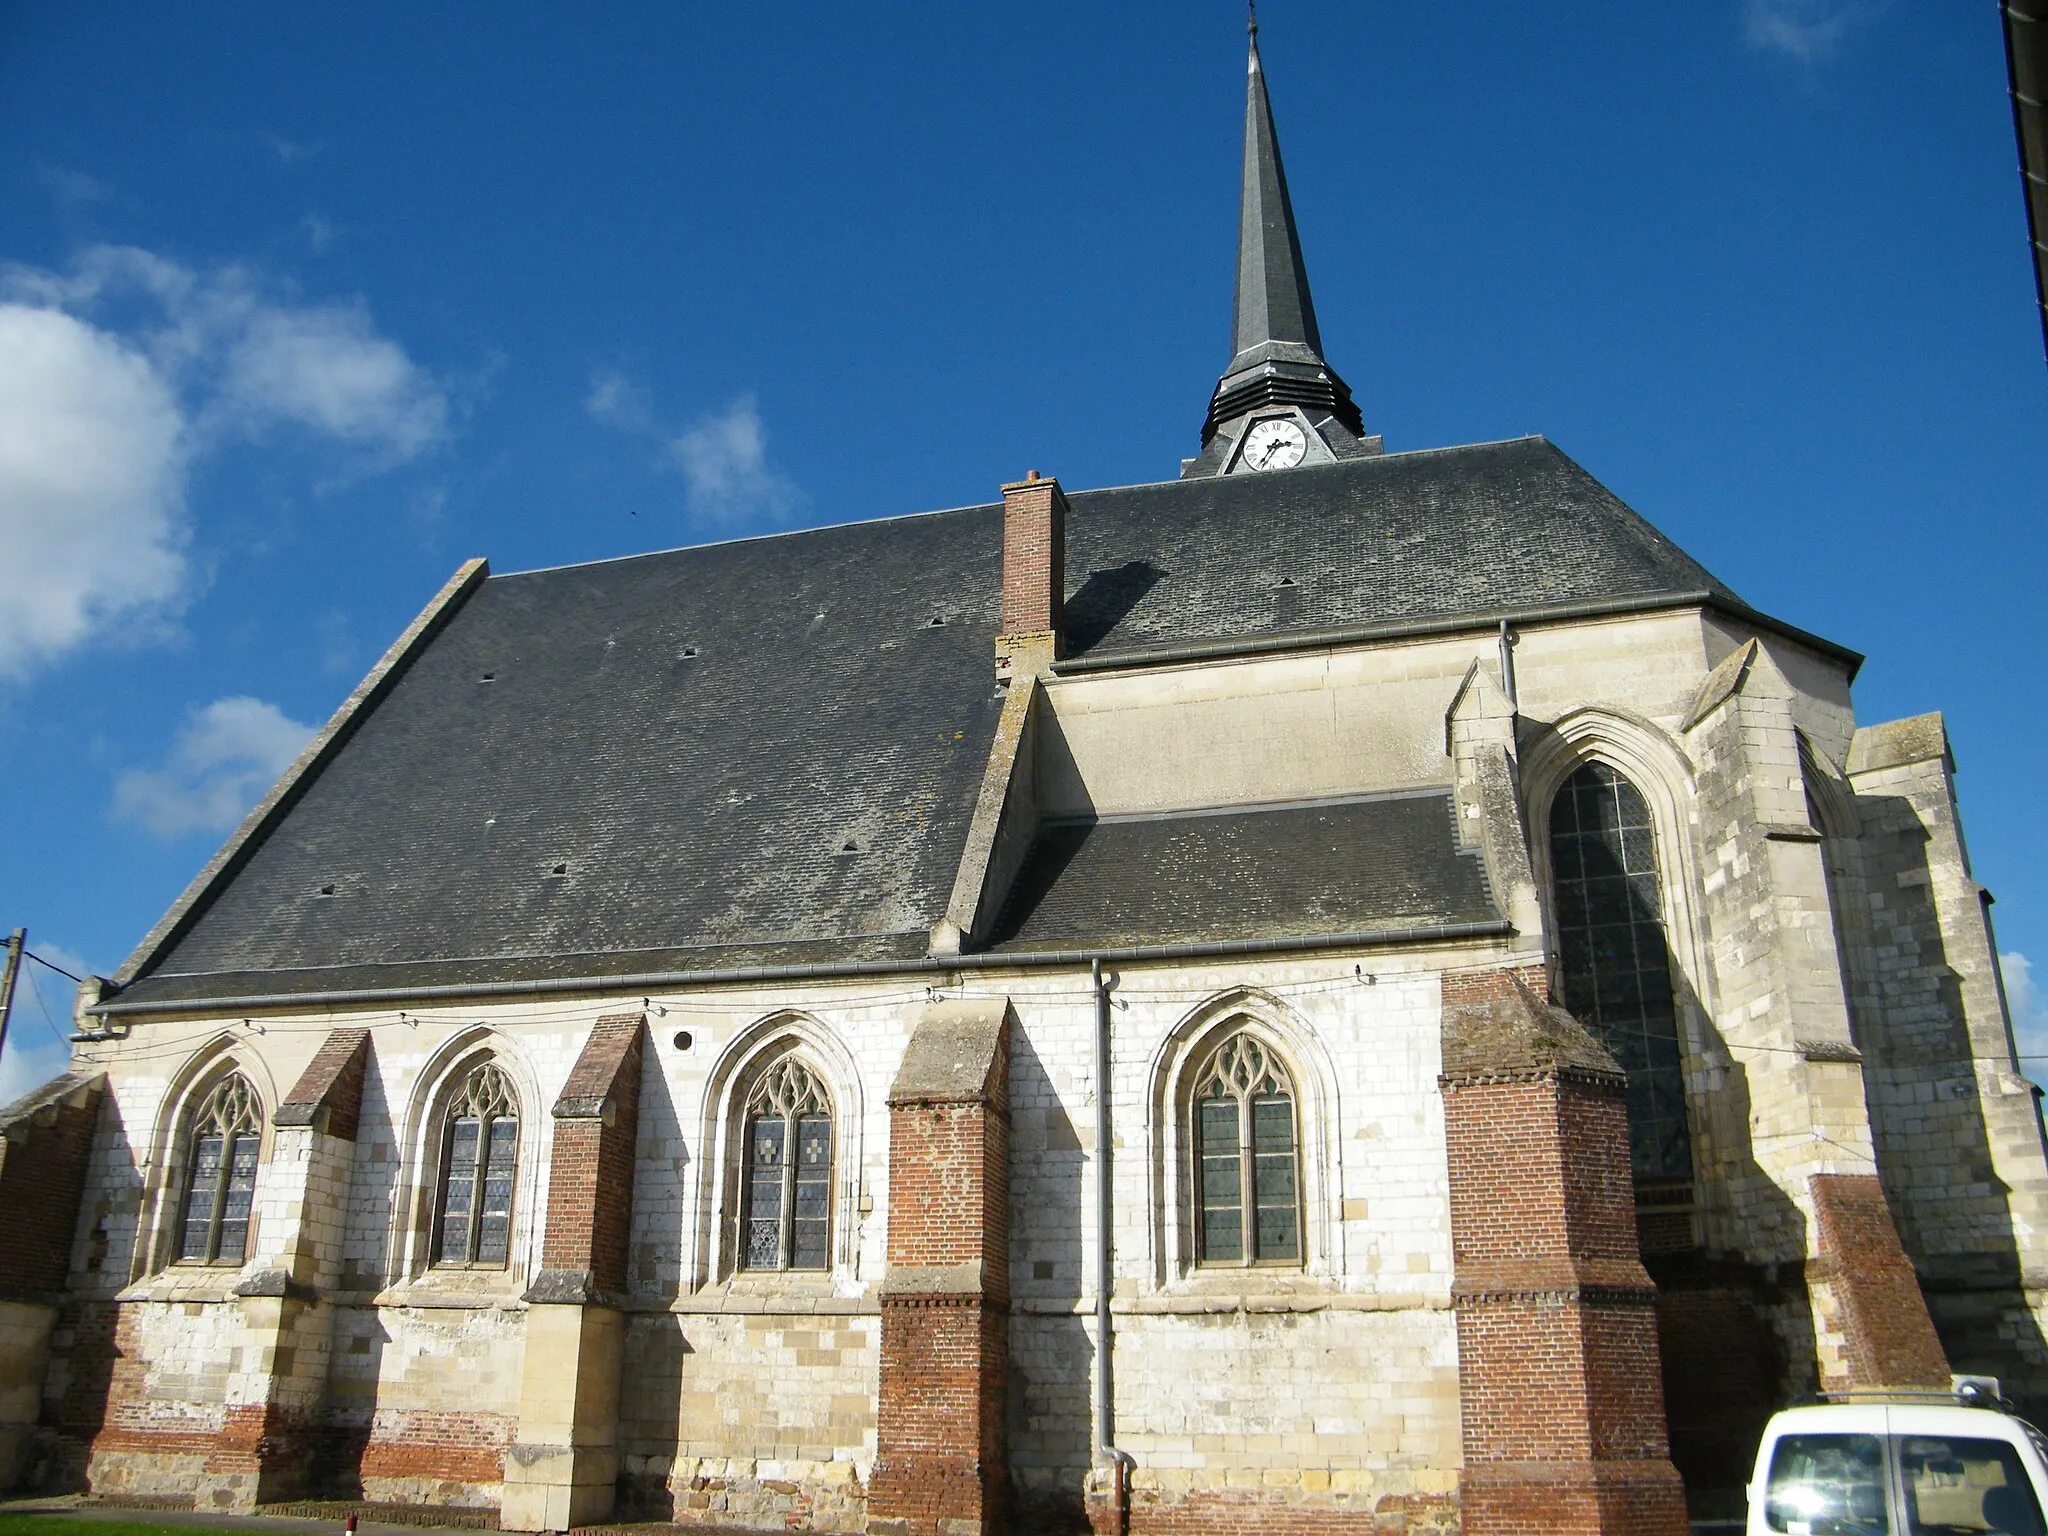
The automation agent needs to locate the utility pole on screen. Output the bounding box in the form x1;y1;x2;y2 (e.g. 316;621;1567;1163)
0;927;22;1074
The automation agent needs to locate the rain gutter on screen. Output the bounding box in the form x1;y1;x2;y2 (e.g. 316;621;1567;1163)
87;920;1513;1020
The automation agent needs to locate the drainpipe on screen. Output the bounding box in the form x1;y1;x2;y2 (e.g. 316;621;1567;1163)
1497;618;1518;708
1092;957;1135;1532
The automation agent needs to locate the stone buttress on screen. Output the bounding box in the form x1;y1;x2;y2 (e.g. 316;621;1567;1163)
502;1012;644;1533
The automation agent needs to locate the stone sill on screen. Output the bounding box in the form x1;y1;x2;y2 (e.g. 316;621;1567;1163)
115;1268;251;1305
372;1269;530;1310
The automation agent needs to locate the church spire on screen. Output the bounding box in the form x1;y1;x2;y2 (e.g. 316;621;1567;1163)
1182;9;1376;479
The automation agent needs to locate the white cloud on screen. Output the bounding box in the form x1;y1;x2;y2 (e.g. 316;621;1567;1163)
112;696;317;840
668;394;803;526
0;245;448;679
0;942;95;1107
0;1029;72;1109
1743;0;1889;62
585;368;651;430
2003;952;2048;1075
587;370;804;528
0;304;189;678
219;303;446;457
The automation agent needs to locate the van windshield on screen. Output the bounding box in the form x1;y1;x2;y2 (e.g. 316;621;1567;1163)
1764;1432;2045;1536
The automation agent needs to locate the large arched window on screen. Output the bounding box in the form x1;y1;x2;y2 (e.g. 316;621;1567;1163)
433;1060;520;1268
177;1073;262;1265
741;1057;833;1271
1191;1033;1301;1267
1548;761;1692;1186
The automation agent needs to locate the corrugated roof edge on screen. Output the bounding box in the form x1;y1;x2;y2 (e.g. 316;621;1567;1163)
1053;590;1864;681
88;920;1515;1018
109;558;493;989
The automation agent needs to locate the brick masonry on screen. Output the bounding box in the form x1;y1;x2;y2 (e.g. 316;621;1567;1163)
1441;971;1687;1536
539;1013;645;1296
869;1002;1011;1536
0;1075;106;1303
0;1074;106;1492
999;475;1066;644
1808;1172;1950;1389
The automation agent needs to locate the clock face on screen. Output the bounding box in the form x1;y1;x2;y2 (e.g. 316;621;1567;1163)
1240;417;1308;472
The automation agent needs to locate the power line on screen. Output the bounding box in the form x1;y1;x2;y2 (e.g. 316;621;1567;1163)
25;949;85;984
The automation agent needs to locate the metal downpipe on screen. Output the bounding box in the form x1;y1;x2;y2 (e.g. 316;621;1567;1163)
1093;957;1135;1532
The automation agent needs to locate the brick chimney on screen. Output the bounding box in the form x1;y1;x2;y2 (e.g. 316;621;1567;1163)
996;470;1066;685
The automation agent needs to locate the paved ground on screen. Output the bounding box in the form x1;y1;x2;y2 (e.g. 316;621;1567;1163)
0;1498;451;1536
0;1500;740;1536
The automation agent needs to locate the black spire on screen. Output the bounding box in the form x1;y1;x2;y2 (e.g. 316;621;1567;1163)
1182;10;1374;479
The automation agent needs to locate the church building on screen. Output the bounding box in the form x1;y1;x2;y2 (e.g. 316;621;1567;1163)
2;21;2042;1536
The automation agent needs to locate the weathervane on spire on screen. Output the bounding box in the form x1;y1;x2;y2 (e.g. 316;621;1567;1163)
1248;0;1258;40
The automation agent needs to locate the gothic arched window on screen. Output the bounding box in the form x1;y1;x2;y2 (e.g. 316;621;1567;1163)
741;1057;833;1271
1548;761;1692;1185
1192;1033;1301;1266
433;1061;520;1268
177;1073;262;1265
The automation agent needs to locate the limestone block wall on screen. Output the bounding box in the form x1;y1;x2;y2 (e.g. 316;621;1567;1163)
1841;722;2048;1410
82;1298;244;1499
321;1302;525;1507
1107;1305;1460;1516
1000;959;1467;1529
615;1309;878;1530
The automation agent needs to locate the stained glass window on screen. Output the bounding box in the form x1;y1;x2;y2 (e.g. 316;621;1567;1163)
177;1073;262;1265
1192;1034;1300;1266
741;1057;833;1271
434;1061;520;1267
1548;762;1692;1184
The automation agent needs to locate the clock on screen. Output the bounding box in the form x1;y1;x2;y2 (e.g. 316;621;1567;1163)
1239;417;1308;472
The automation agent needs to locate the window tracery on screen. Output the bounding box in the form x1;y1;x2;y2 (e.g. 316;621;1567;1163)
741;1056;833;1271
1191;1032;1300;1266
177;1072;262;1266
1547;760;1692;1185
433;1060;520;1268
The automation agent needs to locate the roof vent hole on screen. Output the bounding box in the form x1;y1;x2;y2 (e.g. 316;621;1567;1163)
926;615;946;627
681;646;698;659
479;672;496;683
1276;576;1296;587
551;862;568;876
317;884;336;897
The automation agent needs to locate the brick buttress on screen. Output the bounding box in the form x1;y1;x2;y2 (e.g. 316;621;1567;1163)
1440;969;1687;1536
501;1012;644;1533
0;1072;106;1492
868;999;1013;1536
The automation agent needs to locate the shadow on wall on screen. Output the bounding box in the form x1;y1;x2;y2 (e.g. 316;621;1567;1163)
1651;968;1803;1526
33;1089;135;1492
1005;1022;1093;1533
616;1056;687;1519
1835;794;2048;1421
312;1062;401;1498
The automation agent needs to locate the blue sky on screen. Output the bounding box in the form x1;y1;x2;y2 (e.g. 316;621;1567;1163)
2;1;2044;1099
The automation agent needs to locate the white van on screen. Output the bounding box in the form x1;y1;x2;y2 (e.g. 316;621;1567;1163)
1747;1392;2048;1535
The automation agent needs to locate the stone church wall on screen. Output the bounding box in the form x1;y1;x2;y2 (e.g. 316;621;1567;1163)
18;604;2048;1531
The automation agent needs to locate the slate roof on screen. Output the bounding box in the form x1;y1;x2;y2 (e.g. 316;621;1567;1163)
112;436;1745;1008
988;793;1497;953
